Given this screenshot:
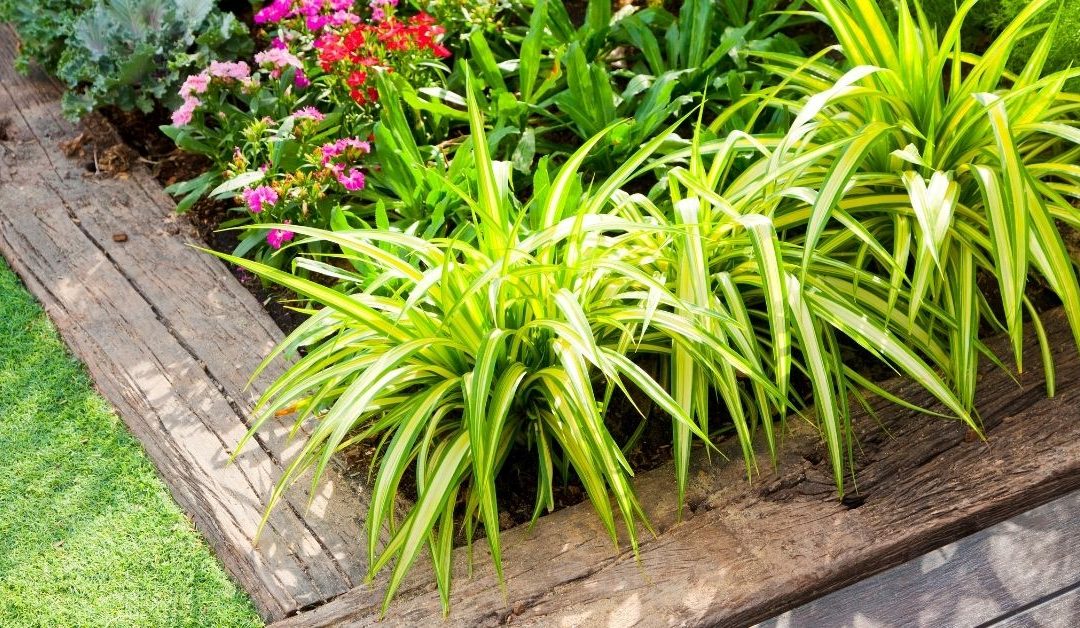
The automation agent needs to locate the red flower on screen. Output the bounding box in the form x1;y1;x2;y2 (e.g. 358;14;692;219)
345;29;365;50
347;70;367;87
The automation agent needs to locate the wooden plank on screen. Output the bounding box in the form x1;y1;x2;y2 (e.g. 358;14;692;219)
275;304;1080;626
991;585;1080;628
0;25;381;621
757;490;1080;627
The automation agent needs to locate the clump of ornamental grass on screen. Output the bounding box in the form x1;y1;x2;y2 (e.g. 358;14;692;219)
212;76;732;613
613;104;976;498
756;0;1080;410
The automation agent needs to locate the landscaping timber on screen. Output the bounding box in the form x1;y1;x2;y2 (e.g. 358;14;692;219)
759;489;1080;627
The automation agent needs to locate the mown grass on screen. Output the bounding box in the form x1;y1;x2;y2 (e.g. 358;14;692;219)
0;259;262;627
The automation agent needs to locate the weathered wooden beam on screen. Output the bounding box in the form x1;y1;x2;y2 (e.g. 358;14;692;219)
0;25;379;622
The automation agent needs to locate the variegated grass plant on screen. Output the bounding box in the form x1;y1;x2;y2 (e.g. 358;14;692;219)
754;0;1080;408
213;77;732;614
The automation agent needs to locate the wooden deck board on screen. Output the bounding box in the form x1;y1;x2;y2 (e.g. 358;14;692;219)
0;25;378;622
758;490;1080;627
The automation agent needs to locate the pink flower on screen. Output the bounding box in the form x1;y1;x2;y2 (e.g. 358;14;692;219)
330;10;360;26
330;0;354;9
171;97;200;126
255;48;303;70
294;106;325;121
179;72;210;99
337;168;365;191
294;70;311;89
208;61;251;81
267;222;295;249
242;186;278;213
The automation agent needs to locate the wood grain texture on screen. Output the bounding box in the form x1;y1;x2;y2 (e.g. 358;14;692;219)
758;490;1080;627
992;585;1080;628
277;312;1080;626
0;25;380;622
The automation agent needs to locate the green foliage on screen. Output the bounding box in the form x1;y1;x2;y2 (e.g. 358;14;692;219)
152;0;1080;616
0;0;91;74
989;0;1080;82
215;80;722;614
880;0;1080;81
0;261;261;627
767;0;1080;409
55;0;252;119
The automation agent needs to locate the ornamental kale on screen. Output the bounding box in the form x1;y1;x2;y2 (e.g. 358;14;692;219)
55;0;252;119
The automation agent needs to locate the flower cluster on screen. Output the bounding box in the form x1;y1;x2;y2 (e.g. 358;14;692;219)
256;0;358;30
314;13;449;105
173;62;255;126
369;0;397;23
254;48;311;87
320;137;371;190
167;1;451;261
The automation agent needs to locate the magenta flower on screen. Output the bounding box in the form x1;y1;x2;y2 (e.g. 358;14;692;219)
267;222;295;249
337;168;365;191
242;186;278;213
294;70;311;89
320;137;371;165
254;0;292;25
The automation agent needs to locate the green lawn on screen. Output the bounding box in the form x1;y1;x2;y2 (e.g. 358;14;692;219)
0;260;262;627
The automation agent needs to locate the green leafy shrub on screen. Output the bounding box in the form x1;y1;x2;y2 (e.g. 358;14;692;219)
55;0;252;119
0;0;91;74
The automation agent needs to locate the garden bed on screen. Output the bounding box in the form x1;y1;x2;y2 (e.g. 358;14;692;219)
271;305;1080;627
3;48;1079;622
6;2;1080;626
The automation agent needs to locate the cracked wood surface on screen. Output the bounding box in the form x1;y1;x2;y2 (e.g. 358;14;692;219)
0;25;380;622
276;309;1080;625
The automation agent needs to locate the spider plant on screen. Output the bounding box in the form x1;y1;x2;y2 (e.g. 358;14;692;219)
211;75;743;613
754;0;1080;409
616;101;977;497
